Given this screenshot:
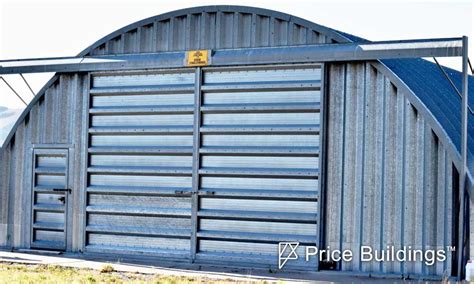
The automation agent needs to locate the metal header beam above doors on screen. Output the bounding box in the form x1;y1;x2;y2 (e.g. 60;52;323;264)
0;37;464;74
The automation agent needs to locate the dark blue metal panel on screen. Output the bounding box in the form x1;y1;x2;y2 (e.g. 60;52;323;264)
340;30;474;182
382;58;474;166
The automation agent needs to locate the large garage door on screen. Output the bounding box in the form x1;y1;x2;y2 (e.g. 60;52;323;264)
85;64;322;270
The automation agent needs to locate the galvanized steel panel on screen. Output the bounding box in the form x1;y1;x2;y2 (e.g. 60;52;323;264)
35;230;64;243
325;62;457;277
85;70;195;255
200;198;317;213
198;239;316;269
200;219;317;235
92;71;194;88
34;211;64;225
35;174;66;187
31;149;69;251
88;193;190;206
88;214;191;230
202;112;320;126
199;239;285;255
0;73;88;250
89;154;192;168
36;155;67;168
92;93;194;108
90;134;193;147
87;233;190;252
91;114;193;127
203;90;321;105
88;174;191;188
200;176;319;191
203;66;321;84
195;65;321;270
43;88;55;144
0;5;464;279
35;193;64;205
201;155;319;170
201;134;319;147
84;65;322;269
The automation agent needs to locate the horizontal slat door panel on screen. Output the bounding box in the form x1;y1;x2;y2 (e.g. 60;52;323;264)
201;156;319;170
88;214;191;230
200;198;318;214
35;174;66;187
197;240;316;269
31;149;68;251
88;194;191;209
35;230;65;243
196;65;321;271
203;66;321;84
90;135;193;147
89;154;192;168
87;234;190;255
34;211;65;226
36;155;67;168
202;134;319;147
85;69;195;256
200;219;317;236
203;90;320;105
202;113;320;126
92;93;194;108
92;70;195;88
91;114;193;127
89;174;191;188
201;176;318;191
35;193;64;206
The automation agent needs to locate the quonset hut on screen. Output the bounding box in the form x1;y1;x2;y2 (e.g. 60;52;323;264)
0;5;473;280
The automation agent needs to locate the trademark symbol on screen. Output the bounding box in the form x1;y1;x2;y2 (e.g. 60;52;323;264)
446;246;456;252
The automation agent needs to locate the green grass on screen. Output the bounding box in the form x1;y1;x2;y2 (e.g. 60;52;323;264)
0;262;270;283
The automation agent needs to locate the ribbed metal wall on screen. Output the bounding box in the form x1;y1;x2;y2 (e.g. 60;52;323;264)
88;10;333;56
0;6;464;279
0;74;88;251
325;62;457;278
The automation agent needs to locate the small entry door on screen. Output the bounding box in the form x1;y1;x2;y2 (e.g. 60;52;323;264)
31;148;70;250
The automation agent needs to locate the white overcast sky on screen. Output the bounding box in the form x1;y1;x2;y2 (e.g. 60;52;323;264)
0;0;473;109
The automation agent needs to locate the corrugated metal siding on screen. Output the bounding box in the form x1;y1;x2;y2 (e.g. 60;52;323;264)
89;10;331;56
0;6;464;279
0;74;87;250
325;62;457;277
0;148;9;246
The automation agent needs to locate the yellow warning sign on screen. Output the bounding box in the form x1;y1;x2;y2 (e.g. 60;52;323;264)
186;50;209;66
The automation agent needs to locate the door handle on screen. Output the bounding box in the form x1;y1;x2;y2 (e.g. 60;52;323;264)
174;190;192;196
52;188;71;193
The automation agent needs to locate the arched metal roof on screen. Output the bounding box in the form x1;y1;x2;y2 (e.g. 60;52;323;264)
79;5;353;56
2;5;473;184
